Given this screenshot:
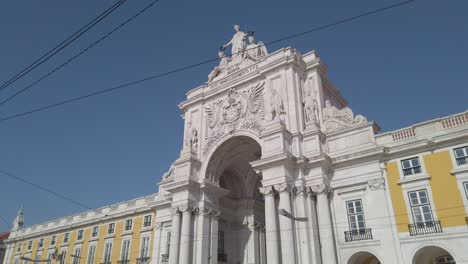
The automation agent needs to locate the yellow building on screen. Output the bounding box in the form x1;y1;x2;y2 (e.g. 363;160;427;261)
3;194;159;264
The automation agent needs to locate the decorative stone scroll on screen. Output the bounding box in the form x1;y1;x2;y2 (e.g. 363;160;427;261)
311;184;333;197
322;100;367;133
203;81;265;154
259;185;276;197
368;178;385;190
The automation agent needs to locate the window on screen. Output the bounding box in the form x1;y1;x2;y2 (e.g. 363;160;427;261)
464;182;468;199
14;257;19;264
72;247;81;264
27;240;33;250
409;189;434;224
87;245;96;264
51;235;56;245
436;255;456;263
401;157;422;176
91;226;99;238
140;236;150;258
17;242;22;252
120;239;131;261
59;250;67;264
143;215;152;227
47;252;53;262
454;146;468;166
103;242;112;264
163;232;171;261
35;253;41;262
38;238;44;248
77;229;84;240
124;219;133;231
107;223;115;235
63;233;70;243
346;200;366;232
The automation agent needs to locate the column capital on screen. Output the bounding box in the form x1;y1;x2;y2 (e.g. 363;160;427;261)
295;186;308;196
209;209;220;219
196;207;212;216
154;223;163;230
179;205;196;214
368;177;385;190
172;207;181;215
275;182;294;194
260;185;276;197
311;183;332;196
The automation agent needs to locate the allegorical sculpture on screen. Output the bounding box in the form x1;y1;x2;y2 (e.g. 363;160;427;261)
207;25;268;83
322;100;367;133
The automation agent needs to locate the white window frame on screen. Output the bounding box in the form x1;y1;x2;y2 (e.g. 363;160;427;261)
38;238;44;248
120;239;131;262
91;226;99;238
346;199;366;232
27;240;33;251
59;249;67;264
77;229;84;240
102;241;113;264
72;247;81;264
63;232;70;243
107;223;115;235
453;146;468;166
143;215;152;227
124;219;133;232
50;235;57;246
87;244;96;264
139;236;150;259
34;252;42;262
17;242;22;252
408;189;435;224
400;157;422;176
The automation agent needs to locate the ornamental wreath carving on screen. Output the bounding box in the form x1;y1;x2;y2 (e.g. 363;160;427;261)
203;81;265;154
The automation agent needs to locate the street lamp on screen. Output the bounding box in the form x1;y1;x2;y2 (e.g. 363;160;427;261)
278;209;308;222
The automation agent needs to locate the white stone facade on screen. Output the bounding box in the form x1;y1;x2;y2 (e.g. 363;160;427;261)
4;27;468;264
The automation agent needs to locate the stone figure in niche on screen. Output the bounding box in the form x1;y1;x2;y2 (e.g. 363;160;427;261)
303;80;319;124
207;50;229;83
222;25;247;59
244;33;268;61
190;128;198;152
269;88;286;121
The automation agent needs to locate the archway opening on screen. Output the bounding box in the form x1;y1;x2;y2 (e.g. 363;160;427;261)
413;246;456;264
206;136;264;264
347;251;381;264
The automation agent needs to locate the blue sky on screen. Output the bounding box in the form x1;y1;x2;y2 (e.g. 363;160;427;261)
0;0;466;228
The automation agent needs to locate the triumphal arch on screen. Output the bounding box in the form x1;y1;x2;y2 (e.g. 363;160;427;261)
153;25;382;264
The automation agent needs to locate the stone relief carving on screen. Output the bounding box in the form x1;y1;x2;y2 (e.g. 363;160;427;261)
163;165;175;180
303;78;319;125
268;88;286;122
207;26;268;84
322;99;367;133
259;185;276;196
368;178;385;190
203;81;265;154
190;128;199;152
312;184;333;196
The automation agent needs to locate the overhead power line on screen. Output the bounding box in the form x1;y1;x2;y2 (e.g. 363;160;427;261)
0;0;128;93
0;0;415;122
0;0;164;106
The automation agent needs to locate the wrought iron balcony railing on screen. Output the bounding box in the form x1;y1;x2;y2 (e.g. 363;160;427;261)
218;252;228;262
117;260;129;264
456;156;468;166
137;257;150;264
161;254;169;263
344;228;373;242
408;220;443;236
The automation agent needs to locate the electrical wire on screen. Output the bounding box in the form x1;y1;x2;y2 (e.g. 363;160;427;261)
0;0;164;106
0;0;128;92
0;0;416;121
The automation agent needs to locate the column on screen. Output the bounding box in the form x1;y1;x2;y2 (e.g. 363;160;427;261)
306;188;321;264
196;208;212;264
169;208;181;264
261;186;280;264
295;187;313;264
179;206;193;264
210;210;220;264
277;183;297;264
151;223;163;264
313;184;337;264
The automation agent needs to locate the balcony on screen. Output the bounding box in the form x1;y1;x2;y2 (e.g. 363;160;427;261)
456;156;467;166
117;260;129;264
408;220;443;236
218;252;227;262
161;254;169;263
344;228;373;242
137;257;150;264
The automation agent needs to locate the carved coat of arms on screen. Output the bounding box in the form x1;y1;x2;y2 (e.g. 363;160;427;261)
203;81;265;154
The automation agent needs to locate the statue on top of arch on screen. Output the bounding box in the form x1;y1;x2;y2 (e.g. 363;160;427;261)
207;25;268;83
